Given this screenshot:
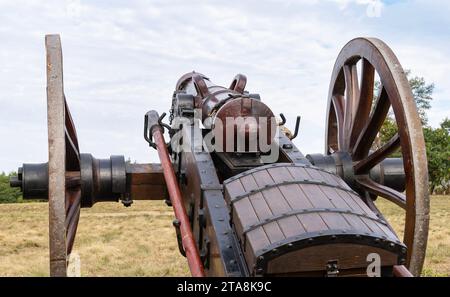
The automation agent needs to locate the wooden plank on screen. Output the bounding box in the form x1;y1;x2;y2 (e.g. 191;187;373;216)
224;178;270;251
296;213;328;232
126;163;166;185
240;174;287;244
129;185;167;200
267;244;398;274
251;170;304;239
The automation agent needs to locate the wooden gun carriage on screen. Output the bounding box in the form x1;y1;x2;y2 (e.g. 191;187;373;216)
10;35;429;277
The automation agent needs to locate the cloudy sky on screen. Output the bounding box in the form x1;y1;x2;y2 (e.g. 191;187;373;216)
0;0;448;172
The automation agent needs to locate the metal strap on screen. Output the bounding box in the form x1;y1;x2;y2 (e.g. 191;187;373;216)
242;207;388;236
229;179;358;205
224;162;341;184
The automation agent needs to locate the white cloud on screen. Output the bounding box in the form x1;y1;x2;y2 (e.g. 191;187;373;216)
0;0;448;172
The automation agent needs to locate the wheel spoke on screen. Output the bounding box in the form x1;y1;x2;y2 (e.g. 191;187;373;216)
350;59;374;150
331;95;345;150
65;171;81;189
356;176;406;209
354;133;400;174
65;128;80;171
64;98;79;149
65;189;81;254
66;210;80;255
65;189;81;228
342;64;359;150
352;86;391;159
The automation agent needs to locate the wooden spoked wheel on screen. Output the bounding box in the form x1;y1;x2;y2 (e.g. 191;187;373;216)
325;38;429;276
46;35;81;276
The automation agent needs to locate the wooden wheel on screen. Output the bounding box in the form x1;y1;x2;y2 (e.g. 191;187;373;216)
325;38;429;276
46;35;81;276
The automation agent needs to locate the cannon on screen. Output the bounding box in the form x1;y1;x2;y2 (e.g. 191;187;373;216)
10;35;429;277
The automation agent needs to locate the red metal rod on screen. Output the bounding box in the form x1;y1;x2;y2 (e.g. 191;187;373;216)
152;127;205;277
393;265;413;277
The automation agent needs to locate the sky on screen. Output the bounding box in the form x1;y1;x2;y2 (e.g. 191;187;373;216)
0;0;449;172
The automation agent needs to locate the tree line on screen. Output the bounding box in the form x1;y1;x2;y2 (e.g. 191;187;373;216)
377;71;449;194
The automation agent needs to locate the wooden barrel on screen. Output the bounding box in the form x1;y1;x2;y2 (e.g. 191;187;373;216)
224;163;407;276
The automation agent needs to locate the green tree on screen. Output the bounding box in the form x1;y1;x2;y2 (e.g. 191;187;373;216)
376;71;449;193
0;172;23;203
406;70;435;125
423;118;450;194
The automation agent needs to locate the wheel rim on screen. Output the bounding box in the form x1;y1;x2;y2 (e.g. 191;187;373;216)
46;35;81;276
325;38;429;276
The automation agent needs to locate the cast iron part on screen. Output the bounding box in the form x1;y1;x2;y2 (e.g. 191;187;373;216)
10;154;127;206
80;154;127;207
306;152;406;193
10;163;49;199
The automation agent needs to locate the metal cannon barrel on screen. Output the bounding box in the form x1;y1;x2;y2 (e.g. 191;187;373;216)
174;72;276;153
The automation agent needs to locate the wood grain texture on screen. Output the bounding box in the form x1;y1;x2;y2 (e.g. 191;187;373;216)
224;163;402;275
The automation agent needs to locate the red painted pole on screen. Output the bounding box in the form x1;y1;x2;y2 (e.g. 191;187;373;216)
151;125;205;277
393;265;413;277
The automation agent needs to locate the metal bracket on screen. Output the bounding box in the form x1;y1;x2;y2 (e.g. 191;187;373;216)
121;193;133;207
278;113;301;140
172;219;186;257
200;236;211;268
144;111;173;149
326;260;339;277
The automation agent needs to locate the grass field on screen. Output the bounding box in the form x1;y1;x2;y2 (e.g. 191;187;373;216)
0;196;448;276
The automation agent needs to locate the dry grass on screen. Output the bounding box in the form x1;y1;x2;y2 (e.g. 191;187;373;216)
0;196;448;276
0;201;189;276
376;195;450;276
